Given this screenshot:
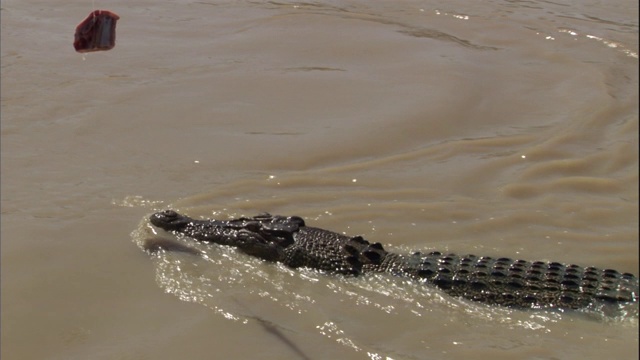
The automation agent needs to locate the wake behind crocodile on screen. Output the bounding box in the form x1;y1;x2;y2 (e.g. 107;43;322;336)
131;213;638;341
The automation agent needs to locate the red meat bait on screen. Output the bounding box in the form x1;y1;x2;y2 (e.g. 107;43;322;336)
73;10;120;53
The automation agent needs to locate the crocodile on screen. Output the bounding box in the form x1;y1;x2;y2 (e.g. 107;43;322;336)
149;210;638;310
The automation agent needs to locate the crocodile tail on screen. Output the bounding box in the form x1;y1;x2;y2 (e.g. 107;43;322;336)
396;252;639;309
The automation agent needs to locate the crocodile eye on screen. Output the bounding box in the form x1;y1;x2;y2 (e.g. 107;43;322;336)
243;222;262;232
288;216;306;227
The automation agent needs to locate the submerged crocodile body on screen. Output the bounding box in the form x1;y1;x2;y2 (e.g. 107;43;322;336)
149;210;638;310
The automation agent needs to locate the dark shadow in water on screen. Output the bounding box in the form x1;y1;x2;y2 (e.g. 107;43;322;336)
233;299;313;360
143;237;203;256
142;238;313;359
254;317;313;360
397;28;499;50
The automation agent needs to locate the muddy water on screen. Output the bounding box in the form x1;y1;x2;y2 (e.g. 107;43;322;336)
1;0;638;359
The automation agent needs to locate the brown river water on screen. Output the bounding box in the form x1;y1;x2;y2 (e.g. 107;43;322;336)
2;1;638;359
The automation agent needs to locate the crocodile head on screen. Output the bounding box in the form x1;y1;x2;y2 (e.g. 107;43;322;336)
149;210;305;262
150;210;193;231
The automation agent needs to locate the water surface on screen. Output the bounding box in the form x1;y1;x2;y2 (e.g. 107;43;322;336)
2;0;638;359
